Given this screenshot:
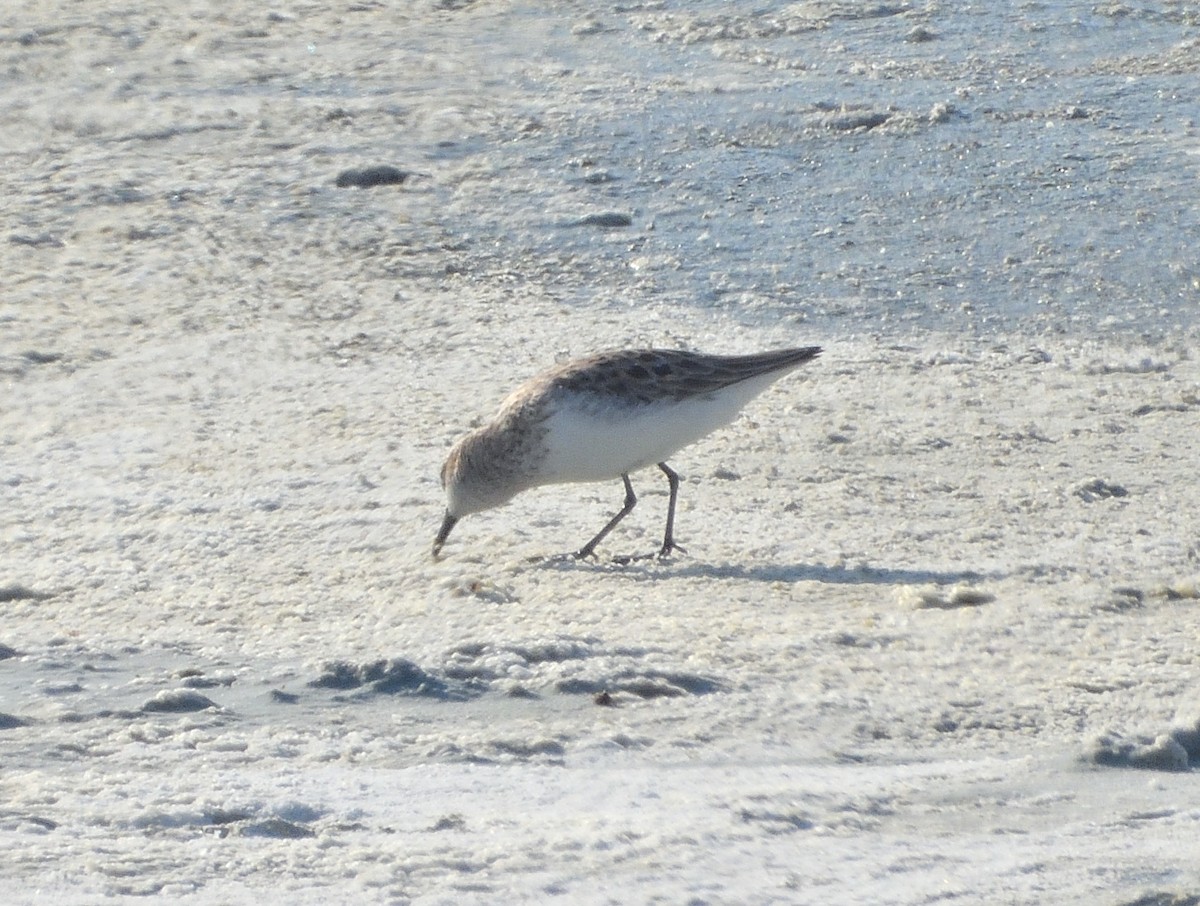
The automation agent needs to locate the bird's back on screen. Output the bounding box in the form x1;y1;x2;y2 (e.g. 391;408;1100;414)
538;346;822;406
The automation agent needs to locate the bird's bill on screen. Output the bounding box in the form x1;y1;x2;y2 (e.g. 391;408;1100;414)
432;511;459;559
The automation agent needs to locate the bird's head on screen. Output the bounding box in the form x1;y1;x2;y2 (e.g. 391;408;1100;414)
432;428;526;558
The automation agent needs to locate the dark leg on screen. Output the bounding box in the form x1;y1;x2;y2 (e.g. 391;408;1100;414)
657;462;687;558
575;474;637;559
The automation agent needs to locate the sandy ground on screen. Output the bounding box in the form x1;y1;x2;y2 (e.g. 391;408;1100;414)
3;1;1200;903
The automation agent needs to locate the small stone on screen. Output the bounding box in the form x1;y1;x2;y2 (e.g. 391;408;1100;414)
238;818;316;839
1075;478;1128;502
334;165;412;188
141;689;218;713
571;212;632;228
429;813;467;831
946;586;995;607
0;584;53;602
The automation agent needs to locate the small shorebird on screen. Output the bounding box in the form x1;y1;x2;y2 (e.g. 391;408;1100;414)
433;346;822;560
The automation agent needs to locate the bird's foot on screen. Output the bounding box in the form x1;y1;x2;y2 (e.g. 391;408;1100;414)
657;540;687;559
608;543;687;565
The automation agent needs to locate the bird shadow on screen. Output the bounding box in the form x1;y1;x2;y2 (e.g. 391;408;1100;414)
537;555;995;586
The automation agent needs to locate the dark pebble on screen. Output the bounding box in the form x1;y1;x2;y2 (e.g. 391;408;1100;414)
0;584;53;602
572;212;632;228
1076;478;1129;502
238;818;316;839
9;233;64;248
141;689;218;713
335;165;412;188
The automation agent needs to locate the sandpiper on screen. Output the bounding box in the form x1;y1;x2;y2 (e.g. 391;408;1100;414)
434;346;822;559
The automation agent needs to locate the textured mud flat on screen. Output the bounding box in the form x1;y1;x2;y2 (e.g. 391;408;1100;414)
3;1;1200;903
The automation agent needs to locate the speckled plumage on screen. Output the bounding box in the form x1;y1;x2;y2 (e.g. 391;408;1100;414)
434;346;822;559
